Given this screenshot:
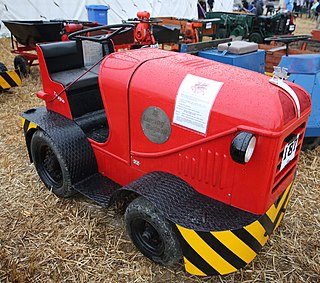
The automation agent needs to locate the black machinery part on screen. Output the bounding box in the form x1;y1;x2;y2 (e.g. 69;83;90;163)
264;34;311;56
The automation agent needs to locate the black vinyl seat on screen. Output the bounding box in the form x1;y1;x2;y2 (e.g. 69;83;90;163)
40;41;103;91
50;64;101;91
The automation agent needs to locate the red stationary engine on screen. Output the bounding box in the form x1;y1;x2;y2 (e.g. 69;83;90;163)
183;21;202;43
133;11;156;45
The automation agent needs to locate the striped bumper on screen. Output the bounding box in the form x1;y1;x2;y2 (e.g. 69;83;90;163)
0;70;21;90
176;183;293;276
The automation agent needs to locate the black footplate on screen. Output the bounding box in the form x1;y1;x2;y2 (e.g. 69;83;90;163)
73;173;120;207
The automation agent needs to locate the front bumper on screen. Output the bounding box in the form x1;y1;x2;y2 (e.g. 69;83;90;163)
175;182;293;276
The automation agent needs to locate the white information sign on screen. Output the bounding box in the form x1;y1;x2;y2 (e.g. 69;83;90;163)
280;134;299;171
206;22;212;29
173;74;223;134
82;40;103;66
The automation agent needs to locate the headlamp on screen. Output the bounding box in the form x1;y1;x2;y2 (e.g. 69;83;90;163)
230;132;256;164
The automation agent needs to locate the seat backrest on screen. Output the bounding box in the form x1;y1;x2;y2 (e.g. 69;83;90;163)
39;41;84;74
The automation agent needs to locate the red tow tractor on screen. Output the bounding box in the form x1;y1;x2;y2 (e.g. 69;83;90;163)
21;24;311;276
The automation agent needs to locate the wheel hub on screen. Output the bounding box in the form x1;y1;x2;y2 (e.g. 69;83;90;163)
133;220;164;256
41;146;62;185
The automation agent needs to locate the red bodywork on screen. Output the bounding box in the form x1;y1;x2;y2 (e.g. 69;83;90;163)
37;47;311;215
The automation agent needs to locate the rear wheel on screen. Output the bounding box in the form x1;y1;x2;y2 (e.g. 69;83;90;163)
216;28;227;39
302;137;320;151
125;196;182;266
30;130;76;197
249;32;263;43
0;62;7;72
14;55;28;77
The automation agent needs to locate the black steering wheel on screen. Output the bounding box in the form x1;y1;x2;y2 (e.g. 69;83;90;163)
68;23;134;43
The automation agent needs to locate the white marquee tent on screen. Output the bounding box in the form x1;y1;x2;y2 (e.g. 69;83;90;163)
213;0;234;12
0;0;234;37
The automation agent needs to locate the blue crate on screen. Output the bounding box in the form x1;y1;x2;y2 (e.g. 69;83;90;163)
279;54;320;137
86;5;110;25
197;49;266;74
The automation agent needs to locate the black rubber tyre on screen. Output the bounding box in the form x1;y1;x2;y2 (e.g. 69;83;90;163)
249;32;263;44
302;137;320;151
125;196;182;266
216;28;227;39
14;55;28;77
0;62;8;72
30;130;76;197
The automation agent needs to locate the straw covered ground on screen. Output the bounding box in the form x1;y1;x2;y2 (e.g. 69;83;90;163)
0;17;319;283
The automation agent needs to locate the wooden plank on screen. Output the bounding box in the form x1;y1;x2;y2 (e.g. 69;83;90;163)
180;38;232;53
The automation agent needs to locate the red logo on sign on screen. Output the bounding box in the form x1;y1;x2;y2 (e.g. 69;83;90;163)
191;82;209;95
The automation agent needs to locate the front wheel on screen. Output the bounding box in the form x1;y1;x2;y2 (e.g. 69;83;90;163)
125;196;182;266
30;130;76;197
216;28;227;39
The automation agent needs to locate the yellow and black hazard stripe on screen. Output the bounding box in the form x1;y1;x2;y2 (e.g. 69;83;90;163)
175;183;293;276
0;70;21;90
22;118;38;135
